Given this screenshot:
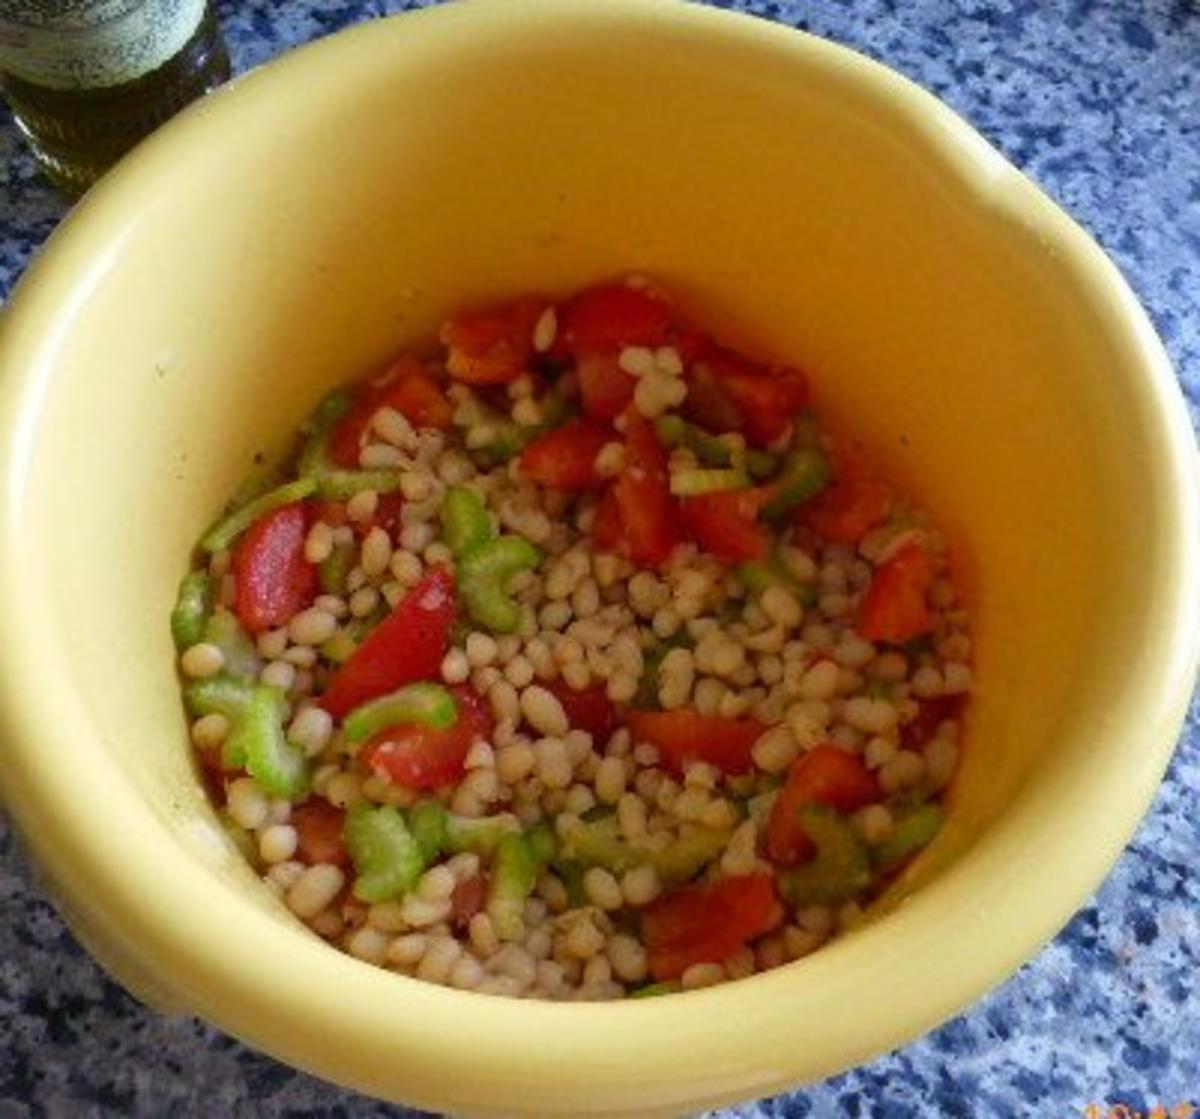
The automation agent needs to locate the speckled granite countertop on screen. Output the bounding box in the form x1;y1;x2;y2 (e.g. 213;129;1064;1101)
1;1;1198;1116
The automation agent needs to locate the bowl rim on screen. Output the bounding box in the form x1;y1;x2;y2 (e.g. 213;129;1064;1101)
1;0;1197;1113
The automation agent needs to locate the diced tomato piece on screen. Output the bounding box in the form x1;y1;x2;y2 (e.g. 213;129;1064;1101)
613;412;679;567
329;390;375;470
591;487;624;552
671;326;712;369
643;874;778;981
198;751;232;803
575;350;637;420
900;694;964;750
359;684;492;790
679;487;770;564
308;493;403;536
545;681;621;743
802;452;891;544
320;566;456;718
857;542;935;644
626;709;765;775
441;296;545;384
709;347;808;447
682;339;809;446
520;419;613;490
449;874;487;928
200;758;228;802
329;357;453;468
382;365;455;430
291;801;349;866
682;362;743;434
765;745;881;866
232;502;317;633
558;281;674;354
308;499;348;528
370;493;405;535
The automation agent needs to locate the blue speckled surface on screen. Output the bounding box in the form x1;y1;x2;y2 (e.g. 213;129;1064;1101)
2;2;1198;1115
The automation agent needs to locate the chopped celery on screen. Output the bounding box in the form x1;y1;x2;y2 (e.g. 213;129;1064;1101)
654;415;688;449
778;804;872;908
560;817;729;885
762;446;830;520
185;672;255;722
655;415;735;469
630;981;680;999
471;421;525;466
735;561;782;596
459;535;542;633
526;822;557;866
408;801;450;863
345;804;426;903
653;827;733;885
202;609;261;679
656;414;778;480
735;552;817;607
669;468;749;496
745;787;780;830
318;539;357;597
487;832;538;941
467;392;572;467
633;633;694;711
441;485;494;559
171;570;212;651
872;803;944;873
225;685;309;799
296;388;352;477
315;470;404;500
444;812;521;855
318;623;363;665
745;449;780;480
342;681;457;747
201;478;317;553
555;859;588;907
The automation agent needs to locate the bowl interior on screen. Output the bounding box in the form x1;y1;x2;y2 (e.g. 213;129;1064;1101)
1;3;1194;1113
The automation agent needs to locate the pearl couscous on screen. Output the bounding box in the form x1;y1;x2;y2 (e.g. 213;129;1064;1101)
173;277;972;1000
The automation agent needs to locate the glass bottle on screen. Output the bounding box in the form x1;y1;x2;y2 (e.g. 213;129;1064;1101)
0;1;231;197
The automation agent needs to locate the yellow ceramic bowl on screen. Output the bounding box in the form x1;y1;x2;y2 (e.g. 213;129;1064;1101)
1;1;1197;1114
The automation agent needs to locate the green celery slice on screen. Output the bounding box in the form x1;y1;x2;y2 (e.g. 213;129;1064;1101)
779;804;872;907
171;570;212;651
201;478;317;553
670;468;749;496
872;803;945;873
296;388;353;477
486;833;538;940
342;682;458;747
202;609;261;679
441;485;494;558
314;470;404;500
459;535;542;633
346;804;426;903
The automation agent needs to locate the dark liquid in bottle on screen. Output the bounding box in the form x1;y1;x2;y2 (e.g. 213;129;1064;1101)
2;4;230;196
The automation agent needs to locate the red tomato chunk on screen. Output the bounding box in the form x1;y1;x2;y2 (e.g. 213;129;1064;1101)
643;874;779;981
320;566;456;719
233;502;317;633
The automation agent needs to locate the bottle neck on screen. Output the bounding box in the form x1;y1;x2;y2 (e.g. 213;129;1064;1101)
0;1;207;91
